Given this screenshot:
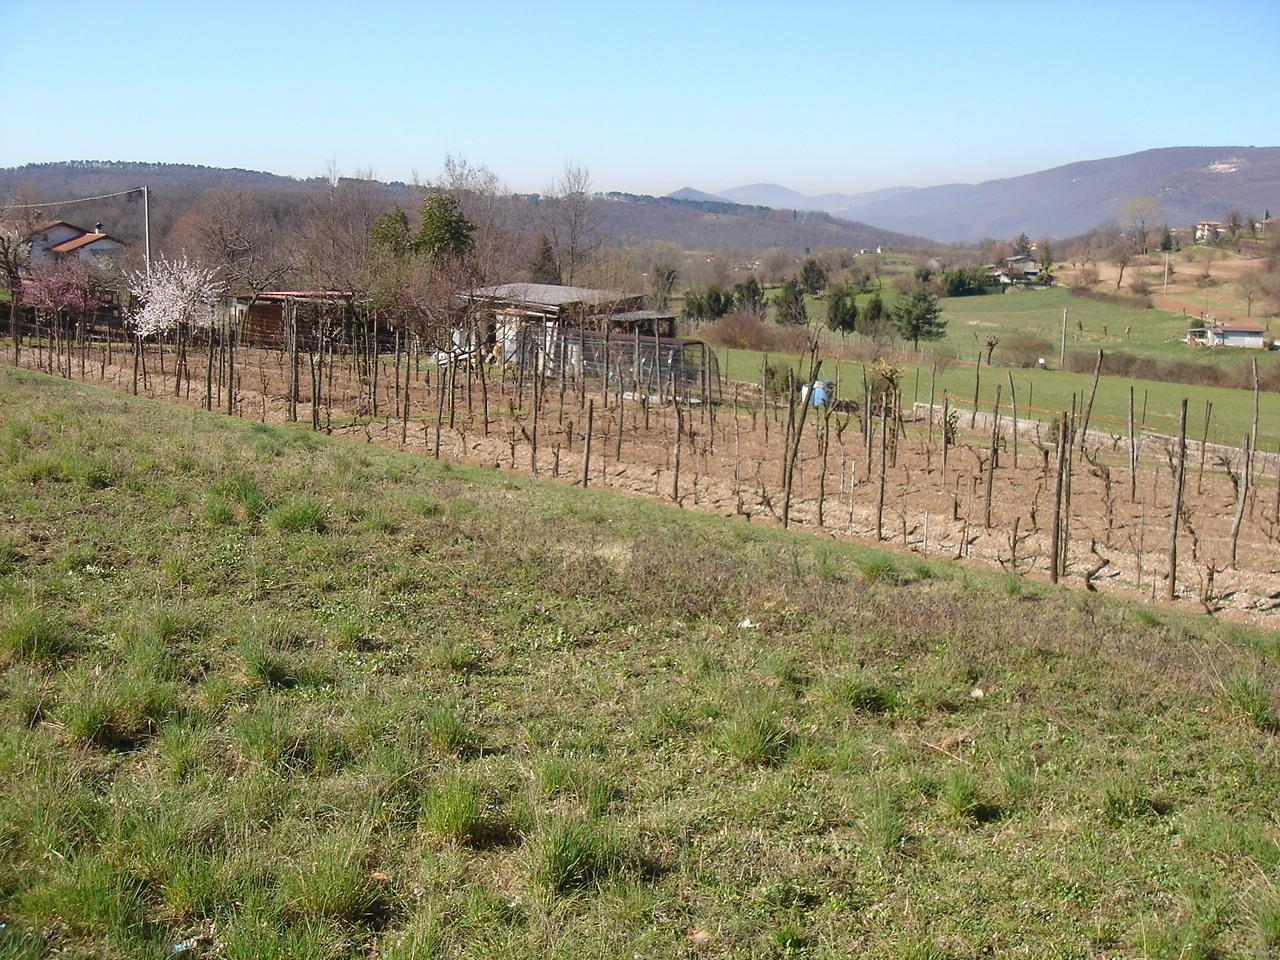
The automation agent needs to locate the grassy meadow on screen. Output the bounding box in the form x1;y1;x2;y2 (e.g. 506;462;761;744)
2;366;1280;959
716;344;1280;449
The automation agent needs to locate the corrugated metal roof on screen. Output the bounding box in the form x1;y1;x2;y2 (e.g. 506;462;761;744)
468;283;638;307
1210;322;1267;334
610;310;677;321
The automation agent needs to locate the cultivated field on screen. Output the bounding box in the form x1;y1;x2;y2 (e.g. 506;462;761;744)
2;367;1279;959
5;334;1280;622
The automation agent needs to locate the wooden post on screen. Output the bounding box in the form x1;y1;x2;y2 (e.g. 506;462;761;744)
582;398;594;487
1128;386;1138;502
1049;412;1067;583
969;357;980;429
874;397;888;540
1079;348;1102;449
1229;433;1251;568
1167;399;1188;601
1250;357;1260;475
984;385;1001;528
1007;372;1018;469
1197;400;1212;494
672;401;682;504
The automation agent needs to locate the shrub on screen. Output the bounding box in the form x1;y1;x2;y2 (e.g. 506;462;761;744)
998;335;1052;368
527;817;622;894
268;496;327;534
702;313;806;353
1067;286;1152;310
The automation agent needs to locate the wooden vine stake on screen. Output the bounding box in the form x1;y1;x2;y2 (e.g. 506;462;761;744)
1166;398;1188;601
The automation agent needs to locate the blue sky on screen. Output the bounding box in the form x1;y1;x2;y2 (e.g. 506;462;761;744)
5;0;1278;195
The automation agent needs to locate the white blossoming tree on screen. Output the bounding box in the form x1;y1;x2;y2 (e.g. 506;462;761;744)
128;257;225;405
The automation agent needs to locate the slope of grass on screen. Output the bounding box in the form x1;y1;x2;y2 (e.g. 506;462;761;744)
1;366;1278;959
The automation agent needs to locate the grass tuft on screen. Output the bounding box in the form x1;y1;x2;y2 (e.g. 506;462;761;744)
268;495;327;534
421;772;486;844
0;602;75;664
528;816;623;895
59;667;178;750
278;828;372;922
420;703;475;756
1099;775;1160;825
861;788;905;858
857;555;899;583
1223;671;1277;731
825;672;896;714
719;706;790;766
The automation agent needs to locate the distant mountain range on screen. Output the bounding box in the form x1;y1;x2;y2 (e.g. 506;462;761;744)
672;147;1280;242
0;161;924;254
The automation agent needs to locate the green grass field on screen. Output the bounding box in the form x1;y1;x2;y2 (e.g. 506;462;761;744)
716;342;1280;450
2;367;1279;959
933;287;1279;366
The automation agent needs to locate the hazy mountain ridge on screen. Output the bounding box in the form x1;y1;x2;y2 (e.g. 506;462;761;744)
675;147;1280;242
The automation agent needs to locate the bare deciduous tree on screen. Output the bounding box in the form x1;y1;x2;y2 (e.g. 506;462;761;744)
542;163;597;285
1121;197;1162;255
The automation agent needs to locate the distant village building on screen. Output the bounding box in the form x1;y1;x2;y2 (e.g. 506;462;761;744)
1;218;128;264
1205;321;1268;350
1194;220;1227;244
987;255;1040;285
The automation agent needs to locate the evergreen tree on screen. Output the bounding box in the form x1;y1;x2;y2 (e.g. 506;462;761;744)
890;288;946;350
1012;232;1032;256
859;292;885;330
825;282;858;334
370;206;412;257
800;257;829;295
775;278;807;325
733;275;766;317
529;234;561;284
414;193;475;262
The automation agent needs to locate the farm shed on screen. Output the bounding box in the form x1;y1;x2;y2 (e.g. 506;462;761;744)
465;282;675;337
235;291;369;349
507;324;722;403
1206;321;1268;349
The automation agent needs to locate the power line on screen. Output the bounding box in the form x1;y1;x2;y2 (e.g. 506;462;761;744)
3;185;152;275
2;187;144;208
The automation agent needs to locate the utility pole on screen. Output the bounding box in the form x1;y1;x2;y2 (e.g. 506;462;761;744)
142;185;152;276
1059;307;1068;367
